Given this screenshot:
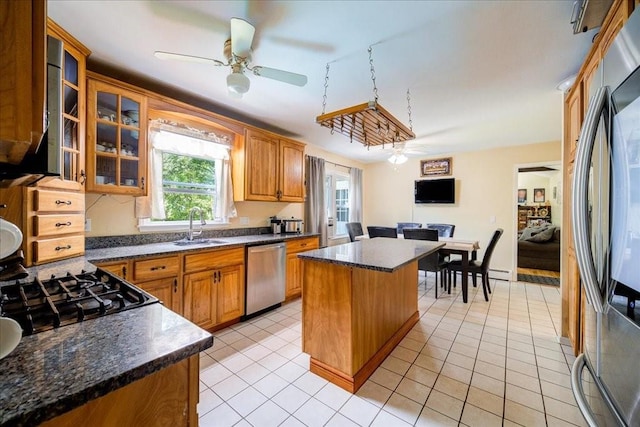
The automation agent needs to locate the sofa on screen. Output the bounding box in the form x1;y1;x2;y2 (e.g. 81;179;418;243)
517;226;561;272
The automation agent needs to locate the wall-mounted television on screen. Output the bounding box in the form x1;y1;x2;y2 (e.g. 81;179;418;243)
414;178;455;204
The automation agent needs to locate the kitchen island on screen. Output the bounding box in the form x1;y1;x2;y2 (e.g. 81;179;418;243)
0;257;212;427
298;237;443;392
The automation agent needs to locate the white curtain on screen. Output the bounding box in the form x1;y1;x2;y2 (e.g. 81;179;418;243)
136;126;237;221
305;156;327;247
349;167;363;222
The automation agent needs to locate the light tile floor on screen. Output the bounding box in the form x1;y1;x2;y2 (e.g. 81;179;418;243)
198;274;586;426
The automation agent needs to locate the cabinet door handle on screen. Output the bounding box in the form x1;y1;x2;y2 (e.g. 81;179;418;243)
55;200;72;205
55;221;72;227
80;170;86;185
212;272;217;283
55;245;72;251
122;266;127;280
150;265;166;271
141;177;145;191
173;279;178;293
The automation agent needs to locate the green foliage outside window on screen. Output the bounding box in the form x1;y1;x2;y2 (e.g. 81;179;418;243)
160;153;216;221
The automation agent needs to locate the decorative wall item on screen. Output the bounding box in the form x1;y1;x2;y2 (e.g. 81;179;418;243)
534;188;545;203
420;157;452;177
518;189;527;204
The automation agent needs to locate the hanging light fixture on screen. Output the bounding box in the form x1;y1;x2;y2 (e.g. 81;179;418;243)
388;152;408;165
316;46;415;148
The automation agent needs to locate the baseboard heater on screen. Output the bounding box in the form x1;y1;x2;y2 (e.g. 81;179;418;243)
489;269;512;281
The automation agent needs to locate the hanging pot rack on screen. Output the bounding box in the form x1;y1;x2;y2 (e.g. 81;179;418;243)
315;46;415;148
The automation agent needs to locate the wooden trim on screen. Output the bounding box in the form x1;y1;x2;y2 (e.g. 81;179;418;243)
47;18;91;56
310;311;419;393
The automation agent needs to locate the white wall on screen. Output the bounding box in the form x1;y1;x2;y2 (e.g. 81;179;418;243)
363;141;561;273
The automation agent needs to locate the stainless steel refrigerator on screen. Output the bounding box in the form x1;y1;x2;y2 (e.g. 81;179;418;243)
571;7;640;426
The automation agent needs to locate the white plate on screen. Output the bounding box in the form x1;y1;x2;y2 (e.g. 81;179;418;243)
0;218;23;259
0;317;22;360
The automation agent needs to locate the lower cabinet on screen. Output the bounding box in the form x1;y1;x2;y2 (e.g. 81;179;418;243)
138;277;182;314
95;260;129;280
286;237;320;299
183;247;245;330
183;270;218;330
41;355;199;427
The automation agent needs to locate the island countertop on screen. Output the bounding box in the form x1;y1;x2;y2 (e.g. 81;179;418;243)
297;237;444;272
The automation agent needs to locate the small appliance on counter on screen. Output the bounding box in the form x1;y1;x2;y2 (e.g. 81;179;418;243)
282;217;304;234
270;216;282;234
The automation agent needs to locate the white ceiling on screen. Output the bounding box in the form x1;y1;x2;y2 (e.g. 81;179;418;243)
48;0;597;163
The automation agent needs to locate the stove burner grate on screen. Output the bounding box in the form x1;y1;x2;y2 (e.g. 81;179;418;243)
0;268;158;335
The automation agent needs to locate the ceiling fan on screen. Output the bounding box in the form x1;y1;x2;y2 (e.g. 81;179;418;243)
154;18;308;98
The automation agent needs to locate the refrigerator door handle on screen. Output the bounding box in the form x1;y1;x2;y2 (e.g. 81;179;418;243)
572;353;628;426
572;86;608;313
571;354;600;427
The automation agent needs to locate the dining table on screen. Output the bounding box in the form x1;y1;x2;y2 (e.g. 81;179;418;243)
356;234;480;303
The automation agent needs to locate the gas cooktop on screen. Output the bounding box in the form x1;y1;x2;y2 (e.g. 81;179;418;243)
0;268;158;336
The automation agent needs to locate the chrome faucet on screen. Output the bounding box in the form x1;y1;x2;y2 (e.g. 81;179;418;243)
188;207;206;241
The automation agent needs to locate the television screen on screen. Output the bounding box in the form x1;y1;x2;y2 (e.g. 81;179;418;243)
415;178;455;204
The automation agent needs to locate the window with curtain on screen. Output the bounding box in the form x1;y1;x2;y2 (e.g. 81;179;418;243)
325;170;351;238
138;119;237;231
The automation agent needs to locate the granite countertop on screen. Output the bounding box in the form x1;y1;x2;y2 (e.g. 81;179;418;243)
0;303;212;426
84;232;319;264
297;237;445;272
0;232;319;425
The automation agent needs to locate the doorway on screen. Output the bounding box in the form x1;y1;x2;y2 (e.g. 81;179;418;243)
514;162;562;285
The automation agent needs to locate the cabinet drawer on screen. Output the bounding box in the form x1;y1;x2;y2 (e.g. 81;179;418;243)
33;214;85;237
286;237;319;253
33;235;85;264
34;190;85;212
133;256;179;282
184;247;244;273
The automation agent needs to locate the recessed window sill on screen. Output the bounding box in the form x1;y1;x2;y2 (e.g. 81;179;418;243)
138;220;230;233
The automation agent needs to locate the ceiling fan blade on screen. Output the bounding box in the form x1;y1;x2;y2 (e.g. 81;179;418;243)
251;66;308;87
230;17;255;58
154;51;225;66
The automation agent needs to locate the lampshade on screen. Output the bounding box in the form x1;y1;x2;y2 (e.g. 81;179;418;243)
227;71;250;94
388;153;408;165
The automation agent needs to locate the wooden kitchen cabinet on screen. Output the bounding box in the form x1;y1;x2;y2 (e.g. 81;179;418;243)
41;355;200;427
96;260;130;280
46;19;90;190
286;236;320;299
86;75;147;196
131;255;181;314
0;185;85;266
233;128;305;202
0;0;46;165
183;247;245;330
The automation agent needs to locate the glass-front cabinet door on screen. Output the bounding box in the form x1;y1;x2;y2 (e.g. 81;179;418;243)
86;78;147;195
47;21;90;191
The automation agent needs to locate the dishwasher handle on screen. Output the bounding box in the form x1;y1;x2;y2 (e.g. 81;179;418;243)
247;242;286;253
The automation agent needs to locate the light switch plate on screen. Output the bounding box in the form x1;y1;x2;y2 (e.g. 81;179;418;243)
240;217;249;225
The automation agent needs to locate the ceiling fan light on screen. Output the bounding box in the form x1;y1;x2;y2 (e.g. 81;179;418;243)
227;72;250;94
388;153;408;165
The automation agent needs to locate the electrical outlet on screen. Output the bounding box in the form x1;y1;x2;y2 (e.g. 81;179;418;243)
240;217;249;225
85;219;91;231
489;215;496;224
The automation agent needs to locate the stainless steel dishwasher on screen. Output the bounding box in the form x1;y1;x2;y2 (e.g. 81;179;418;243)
245;242;286;318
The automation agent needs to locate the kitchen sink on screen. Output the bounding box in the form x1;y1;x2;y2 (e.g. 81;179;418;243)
173;238;226;246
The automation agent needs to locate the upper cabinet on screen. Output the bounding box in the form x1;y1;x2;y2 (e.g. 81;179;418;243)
0;0;46;165
233;128;305;202
86;75;148;195
47;19;90;191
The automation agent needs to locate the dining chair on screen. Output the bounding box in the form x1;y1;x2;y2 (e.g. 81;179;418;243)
367;226;398;238
396;222;422;235
346;222;364;242
402;228;449;297
448;228;503;301
426;223;455;238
